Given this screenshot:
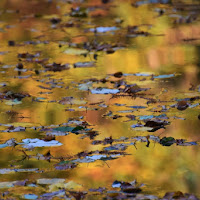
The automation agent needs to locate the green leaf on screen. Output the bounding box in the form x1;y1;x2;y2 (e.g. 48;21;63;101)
72;126;85;133
53;126;74;132
53;126;85;134
160;137;175;146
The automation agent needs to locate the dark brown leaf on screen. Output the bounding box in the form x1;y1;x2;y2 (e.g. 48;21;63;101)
113;72;123;78
177;100;189;111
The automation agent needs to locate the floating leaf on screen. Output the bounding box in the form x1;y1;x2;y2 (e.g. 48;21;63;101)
154;74;175;79
73;154;119;163
89;26;119;33
52;125;85;134
122;187;142;193
53;126;74;132
0;168;39;174
189;103;199;108
176;139;198;146
22;138;62;148
0;138;17;148
48;181;82;192
74;61;95;68
40;190;65;198
64;48;88;55
37;179;65;185
160;137;175;146
89;187;106;192
113;72;123;78
55;161;77;170
117;110;133;113
162;191;198;200
72;126;85;133
70;7;88;17
0;143;8;148
112;180;122;188
123;84;149;94
79;82;93;91
24;194;38;200
139;115;154;120
5;99;22;105
91;88;119;94
127;106;147;109
144;120;169;128
0;181;15;188
131;73;152;76
131;124;143;128
177;100;189;111
63;181;82;190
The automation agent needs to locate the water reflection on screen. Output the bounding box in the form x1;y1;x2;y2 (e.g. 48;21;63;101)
0;0;200;198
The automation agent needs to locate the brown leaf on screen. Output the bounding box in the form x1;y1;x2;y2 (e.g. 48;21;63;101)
104;136;113;145
16;63;24;69
113;72;123;78
106;48;115;54
144;120;169;128
177;100;189;111
69;191;87;200
43;135;55;141
126;115;136;120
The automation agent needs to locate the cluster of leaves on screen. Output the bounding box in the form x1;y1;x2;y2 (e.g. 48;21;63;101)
92;135;197;149
0;178;198;200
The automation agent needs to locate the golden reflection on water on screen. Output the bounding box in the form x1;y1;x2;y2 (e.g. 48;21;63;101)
0;0;200;198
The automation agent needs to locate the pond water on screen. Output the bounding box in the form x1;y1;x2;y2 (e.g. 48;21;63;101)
0;0;200;199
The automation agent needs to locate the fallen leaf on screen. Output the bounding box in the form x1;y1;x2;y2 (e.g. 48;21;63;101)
160;137;175;146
